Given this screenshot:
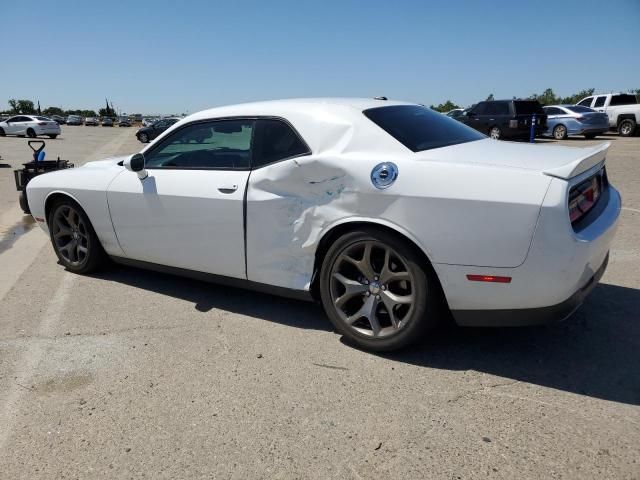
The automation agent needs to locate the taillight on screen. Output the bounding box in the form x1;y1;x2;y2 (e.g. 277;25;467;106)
569;173;602;225
38;122;47;126
574;116;584;122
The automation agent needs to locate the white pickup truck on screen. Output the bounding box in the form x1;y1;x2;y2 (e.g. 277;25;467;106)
576;93;639;136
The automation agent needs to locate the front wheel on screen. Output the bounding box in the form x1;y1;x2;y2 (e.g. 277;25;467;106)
48;134;58;139
48;199;107;274
26;128;36;138
584;133;597;139
489;126;501;140
319;229;441;351
618;119;636;137
0;127;5;136
138;132;149;143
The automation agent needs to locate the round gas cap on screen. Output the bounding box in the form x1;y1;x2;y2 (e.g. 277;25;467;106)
371;162;398;189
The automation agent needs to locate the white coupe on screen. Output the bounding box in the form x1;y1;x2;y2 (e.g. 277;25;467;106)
26;98;621;351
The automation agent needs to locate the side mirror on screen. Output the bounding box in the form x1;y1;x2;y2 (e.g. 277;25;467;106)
124;153;148;180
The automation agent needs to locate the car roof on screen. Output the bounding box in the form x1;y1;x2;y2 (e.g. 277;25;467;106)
144;98;417;156
186;97;414;122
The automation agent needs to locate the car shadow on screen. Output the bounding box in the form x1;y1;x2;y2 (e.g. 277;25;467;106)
377;283;640;405
90;263;332;332
92;264;639;405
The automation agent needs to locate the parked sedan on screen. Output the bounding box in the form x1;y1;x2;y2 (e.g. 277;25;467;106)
101;117;114;127
118;117;132;127
0;115;61;138
51;115;66;125
66;115;83;126
136;118;179;143
26;98;620;352
543;105;609;140
85;117;99;126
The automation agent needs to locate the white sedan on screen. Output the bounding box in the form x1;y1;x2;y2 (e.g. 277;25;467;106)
0;115;61;138
26;98;620;351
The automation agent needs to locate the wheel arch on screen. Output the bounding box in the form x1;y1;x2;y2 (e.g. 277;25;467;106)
310;218;446;304
44;190;84;224
616;113;636;126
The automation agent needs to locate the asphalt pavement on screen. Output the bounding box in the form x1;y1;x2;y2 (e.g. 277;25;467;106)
0;127;638;479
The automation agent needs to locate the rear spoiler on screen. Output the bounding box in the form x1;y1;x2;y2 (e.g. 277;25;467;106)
543;142;609;180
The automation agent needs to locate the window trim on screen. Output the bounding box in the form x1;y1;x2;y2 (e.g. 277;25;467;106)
141;116;311;172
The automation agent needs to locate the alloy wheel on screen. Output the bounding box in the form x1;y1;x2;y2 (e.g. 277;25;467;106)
329;240;416;338
554;125;567;140
620;121;633;136
490;127;501;140
52;205;89;266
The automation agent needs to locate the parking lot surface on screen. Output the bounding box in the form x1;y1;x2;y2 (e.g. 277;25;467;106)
0;127;638;479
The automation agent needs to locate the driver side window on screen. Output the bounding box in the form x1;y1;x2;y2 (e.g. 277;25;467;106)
144;119;254;170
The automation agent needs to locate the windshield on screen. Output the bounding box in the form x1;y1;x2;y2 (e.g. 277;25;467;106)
566;106;596;113
363;105;485;152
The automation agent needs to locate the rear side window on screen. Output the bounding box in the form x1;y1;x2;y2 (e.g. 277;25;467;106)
485;102;510;115
253;119;310;168
364;105;485;152
545;107;564;115
594;96;607;108
514;101;545;115
610;94;637;106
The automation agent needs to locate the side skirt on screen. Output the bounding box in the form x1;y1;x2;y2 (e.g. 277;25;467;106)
109;256;314;302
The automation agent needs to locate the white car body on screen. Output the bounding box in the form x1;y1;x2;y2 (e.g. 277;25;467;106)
26;98;620;327
0;115;61;137
576;93;640;133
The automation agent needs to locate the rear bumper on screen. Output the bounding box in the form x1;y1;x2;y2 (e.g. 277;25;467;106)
451;253;608;326
436;169;620;327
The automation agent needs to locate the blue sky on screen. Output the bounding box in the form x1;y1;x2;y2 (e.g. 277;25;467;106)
1;0;638;114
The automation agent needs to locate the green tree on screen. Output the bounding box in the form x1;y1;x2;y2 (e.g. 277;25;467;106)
43;106;65;116
431;100;461;112
559;88;595;105
532;88;559;105
16;99;36;114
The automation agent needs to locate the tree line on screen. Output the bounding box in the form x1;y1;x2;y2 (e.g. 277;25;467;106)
429;88;640;112
2;98;118;118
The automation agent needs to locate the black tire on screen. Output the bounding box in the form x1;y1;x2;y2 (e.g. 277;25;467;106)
489;126;501;140
138;132;149;143
584;133;597;139
618;119;636;137
48;198;107;274
26;128;37;138
0;127;5;136
319;228;441;352
553;124;568;140
48;134;58;139
19;191;30;214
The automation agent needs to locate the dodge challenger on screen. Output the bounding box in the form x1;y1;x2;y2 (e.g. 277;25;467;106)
26;98;621;351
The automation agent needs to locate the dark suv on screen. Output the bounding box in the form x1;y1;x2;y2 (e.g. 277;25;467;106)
458;100;547;140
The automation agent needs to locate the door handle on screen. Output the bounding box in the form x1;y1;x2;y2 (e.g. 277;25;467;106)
218;184;238;194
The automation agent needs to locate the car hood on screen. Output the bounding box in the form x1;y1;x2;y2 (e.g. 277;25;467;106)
417;138;609;179
82;155;129;169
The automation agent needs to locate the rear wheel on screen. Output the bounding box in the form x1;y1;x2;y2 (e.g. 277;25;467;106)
26;128;36;138
0;127;5;136
319;228;441;351
618;119;636;137
553;124;568;140
584;133;597;139
489;126;501;140
48;134;58;139
48;198;107;274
